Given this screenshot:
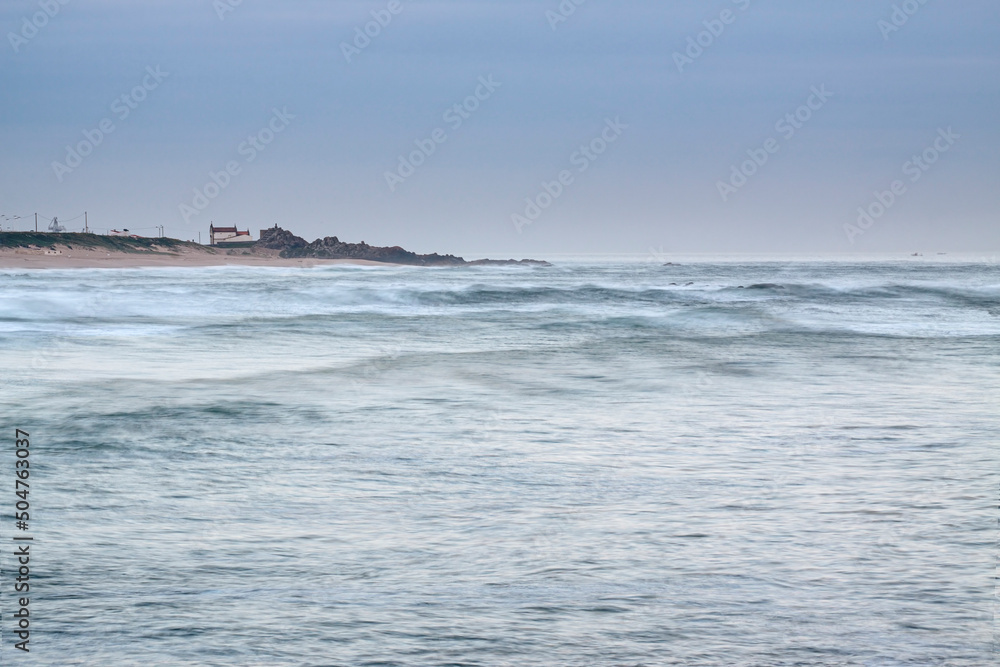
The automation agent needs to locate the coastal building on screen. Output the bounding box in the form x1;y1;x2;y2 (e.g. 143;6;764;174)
209;225;252;245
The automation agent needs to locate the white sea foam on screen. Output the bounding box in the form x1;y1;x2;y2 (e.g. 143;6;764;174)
0;261;997;665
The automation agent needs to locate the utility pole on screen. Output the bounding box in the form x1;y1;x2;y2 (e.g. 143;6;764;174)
84;211;88;233
35;213;37;232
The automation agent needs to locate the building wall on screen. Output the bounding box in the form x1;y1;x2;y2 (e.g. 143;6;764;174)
214;233;253;245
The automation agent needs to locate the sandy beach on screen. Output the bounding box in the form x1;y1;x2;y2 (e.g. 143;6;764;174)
0;244;390;269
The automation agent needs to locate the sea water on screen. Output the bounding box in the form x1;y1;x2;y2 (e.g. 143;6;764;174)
0;259;997;666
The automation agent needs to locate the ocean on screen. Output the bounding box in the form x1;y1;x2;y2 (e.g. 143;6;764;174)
1;259;997;666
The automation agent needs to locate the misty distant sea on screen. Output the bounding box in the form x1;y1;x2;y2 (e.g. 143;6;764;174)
1;259;997;666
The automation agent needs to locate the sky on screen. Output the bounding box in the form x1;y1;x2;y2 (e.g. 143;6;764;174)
1;0;997;257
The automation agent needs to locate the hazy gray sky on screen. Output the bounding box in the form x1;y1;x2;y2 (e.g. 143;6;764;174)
2;0;997;255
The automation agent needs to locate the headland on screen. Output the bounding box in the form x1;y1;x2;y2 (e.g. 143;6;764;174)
0;228;549;269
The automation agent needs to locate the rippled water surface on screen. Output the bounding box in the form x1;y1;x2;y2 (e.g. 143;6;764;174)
1;260;997;666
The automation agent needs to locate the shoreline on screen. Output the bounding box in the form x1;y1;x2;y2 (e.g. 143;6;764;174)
0;231;550;269
0;245;395;269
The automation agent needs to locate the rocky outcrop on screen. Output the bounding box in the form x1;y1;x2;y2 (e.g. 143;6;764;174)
254;227;549;267
282;235;466;266
256;227;309;251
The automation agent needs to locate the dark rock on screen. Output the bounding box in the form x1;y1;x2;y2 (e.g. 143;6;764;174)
257;227;308;250
254;227;548;267
280;235;466;266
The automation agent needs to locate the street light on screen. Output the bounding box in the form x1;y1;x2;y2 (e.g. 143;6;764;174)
1;214;24;232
